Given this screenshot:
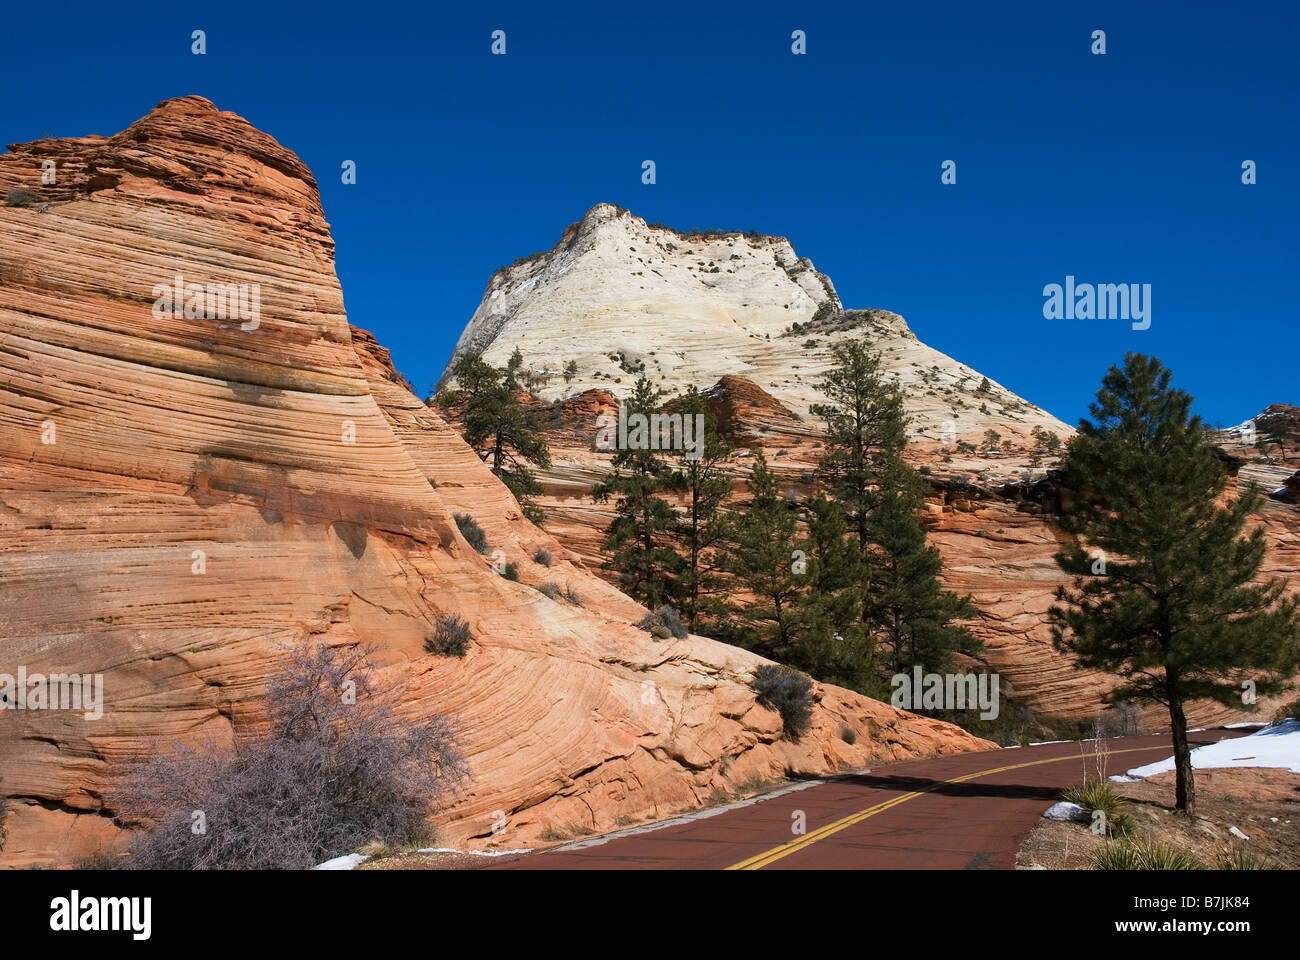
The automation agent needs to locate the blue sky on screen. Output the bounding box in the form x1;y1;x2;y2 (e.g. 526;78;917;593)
3;0;1296;426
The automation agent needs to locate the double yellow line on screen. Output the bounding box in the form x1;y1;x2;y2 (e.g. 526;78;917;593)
727;744;1163;870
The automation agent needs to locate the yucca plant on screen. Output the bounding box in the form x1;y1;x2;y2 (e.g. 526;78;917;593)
1095;838;1203;870
1061;780;1135;838
1215;847;1275;870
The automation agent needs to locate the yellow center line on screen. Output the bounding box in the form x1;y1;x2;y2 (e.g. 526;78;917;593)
727;744;1168;870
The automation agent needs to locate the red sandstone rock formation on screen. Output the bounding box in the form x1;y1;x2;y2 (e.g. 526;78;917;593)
0;97;990;867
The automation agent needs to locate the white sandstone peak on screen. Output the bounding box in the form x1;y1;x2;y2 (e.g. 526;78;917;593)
446;206;1070;448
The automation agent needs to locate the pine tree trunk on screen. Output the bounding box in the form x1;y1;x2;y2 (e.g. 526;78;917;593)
1167;685;1196;816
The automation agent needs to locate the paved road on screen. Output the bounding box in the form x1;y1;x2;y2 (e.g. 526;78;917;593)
494;729;1249;870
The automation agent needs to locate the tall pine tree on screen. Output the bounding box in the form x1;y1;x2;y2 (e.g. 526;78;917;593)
719;451;805;660
797;493;875;691
865;455;979;678
811;341;907;556
592;376;683;607
668;386;733;631
1050;353;1300;814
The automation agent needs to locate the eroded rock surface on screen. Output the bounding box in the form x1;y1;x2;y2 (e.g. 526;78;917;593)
0;98;989;867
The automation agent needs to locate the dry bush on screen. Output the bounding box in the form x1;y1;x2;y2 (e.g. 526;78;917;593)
105;641;466;869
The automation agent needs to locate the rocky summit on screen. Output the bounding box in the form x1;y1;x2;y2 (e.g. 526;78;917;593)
0;98;990;867
450;202;1072;466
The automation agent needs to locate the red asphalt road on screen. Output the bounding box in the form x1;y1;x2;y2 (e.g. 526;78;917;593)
494;729;1249;870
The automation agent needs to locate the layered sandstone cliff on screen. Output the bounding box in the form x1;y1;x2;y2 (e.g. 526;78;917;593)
0;97;989;867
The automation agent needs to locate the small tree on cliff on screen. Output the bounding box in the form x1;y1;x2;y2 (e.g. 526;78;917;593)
1050;353;1300;815
440;352;552;524
592;376;683;607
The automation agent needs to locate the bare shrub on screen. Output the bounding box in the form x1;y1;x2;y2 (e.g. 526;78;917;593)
752;664;813;738
533;547;553;567
636;605;687;639
5;189;35;208
453;513;489;554
105;641;466;869
536;582;581;606
426;615;471;657
1096;702;1143;738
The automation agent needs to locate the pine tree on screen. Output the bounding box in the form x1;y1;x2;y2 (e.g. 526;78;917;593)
667;386;733;631
439;352;552;525
503;347;524;390
719;451;805;660
797;494;875;691
1050;353;1300;815
811;341;906;555
592;376;682;607
865;456;980;679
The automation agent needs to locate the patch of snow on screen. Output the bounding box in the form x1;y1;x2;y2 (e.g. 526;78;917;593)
414;847;532;857
1044;801;1088;822
312;853;369;871
1125;719;1300;779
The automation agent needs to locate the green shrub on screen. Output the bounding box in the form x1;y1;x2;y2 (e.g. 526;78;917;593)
5;188;36;208
1215;847;1276;870
752;665;813;739
501;561;519;581
1095;839;1203;870
454;513;489;554
1271;698;1300;725
426;615;471;657
1060;780;1135;838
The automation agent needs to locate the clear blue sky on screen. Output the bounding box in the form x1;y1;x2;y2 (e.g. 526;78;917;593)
3;0;1295;426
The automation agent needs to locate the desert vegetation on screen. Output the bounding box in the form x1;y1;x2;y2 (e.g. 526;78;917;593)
101;641;466;869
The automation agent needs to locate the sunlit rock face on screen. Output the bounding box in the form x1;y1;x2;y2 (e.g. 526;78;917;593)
0;98;990;867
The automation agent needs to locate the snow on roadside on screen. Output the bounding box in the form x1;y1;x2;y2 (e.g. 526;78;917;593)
414;847;532;856
1043;801;1088;822
312;847;533;869
313;853;369;870
1124;719;1300;779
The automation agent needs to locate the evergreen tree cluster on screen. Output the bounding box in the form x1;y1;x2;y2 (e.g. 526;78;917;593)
592;341;981;699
